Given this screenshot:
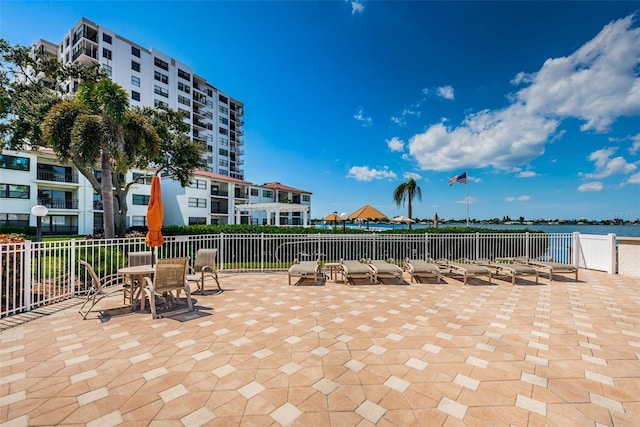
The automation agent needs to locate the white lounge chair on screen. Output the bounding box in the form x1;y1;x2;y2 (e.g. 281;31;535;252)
404;258;443;283
288;258;321;285
437;258;492;285
340;259;375;285
474;259;538;285
366;259;404;283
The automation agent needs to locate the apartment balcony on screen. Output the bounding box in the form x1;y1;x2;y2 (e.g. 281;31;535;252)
192;132;206;142
230;128;244;137
38;198;79;210
193;95;206;107
230;103;244;116
230;148;244;156
231;158;244;166
71;44;98;64
71;24;98;45
230;138;244;147
211;189;229;197
234;190;248;199
36;169;78;184
210;207;229;214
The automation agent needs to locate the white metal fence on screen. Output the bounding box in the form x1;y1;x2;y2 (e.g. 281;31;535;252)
0;232;580;318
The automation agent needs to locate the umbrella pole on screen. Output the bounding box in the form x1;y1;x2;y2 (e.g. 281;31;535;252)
151;248;155;267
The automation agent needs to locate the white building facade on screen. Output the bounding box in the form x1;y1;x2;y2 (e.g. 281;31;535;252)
1;17;313;234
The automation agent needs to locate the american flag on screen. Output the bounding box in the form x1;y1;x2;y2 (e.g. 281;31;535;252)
448;172;468;186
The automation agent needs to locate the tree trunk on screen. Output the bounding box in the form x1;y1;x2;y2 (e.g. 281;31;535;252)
408;199;413;230
101;150;115;239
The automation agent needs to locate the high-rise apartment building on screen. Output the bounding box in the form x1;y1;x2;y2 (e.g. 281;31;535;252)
0;17;312;235
39;17;245;179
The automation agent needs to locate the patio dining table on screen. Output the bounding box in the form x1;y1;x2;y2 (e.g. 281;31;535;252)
117;264;155;311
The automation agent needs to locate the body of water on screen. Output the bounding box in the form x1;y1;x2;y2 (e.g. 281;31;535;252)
319;223;640;237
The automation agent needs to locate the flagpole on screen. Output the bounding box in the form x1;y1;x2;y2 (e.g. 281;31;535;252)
466;170;469;227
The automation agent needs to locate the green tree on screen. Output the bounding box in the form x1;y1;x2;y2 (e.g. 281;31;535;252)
42;80;161;238
392;178;422;230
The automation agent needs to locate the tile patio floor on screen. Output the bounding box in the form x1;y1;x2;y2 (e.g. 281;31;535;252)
1;269;640;426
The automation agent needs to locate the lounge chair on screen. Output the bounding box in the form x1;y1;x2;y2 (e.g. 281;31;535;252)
366;258;404;283
404;258;443;283
288;258;321;285
499;257;578;282
187;248;221;293
79;260;127;319
340;259;375;285
437;258;492;285
474;259;538;285
142;257;194;319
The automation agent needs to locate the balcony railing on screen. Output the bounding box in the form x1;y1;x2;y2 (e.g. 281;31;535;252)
36;170;78;183
38;198;79;210
211;190;229;197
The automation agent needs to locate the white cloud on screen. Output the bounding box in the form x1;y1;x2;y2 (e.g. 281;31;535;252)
581;147;637;179
347;165;397;181
408;14;640;172
354;107;372;127
627;172;640;184
437;85;455;100
350;0;365;14
386;136;404;152
517;171;538;178
630;133;640;155
403;172;422;180
505;195;531;202
390;116;405;126
578;182;603;192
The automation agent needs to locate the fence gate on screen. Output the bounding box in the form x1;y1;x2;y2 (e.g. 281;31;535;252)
574;233;616;273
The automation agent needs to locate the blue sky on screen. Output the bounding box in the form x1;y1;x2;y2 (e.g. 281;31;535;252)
2;1;639;221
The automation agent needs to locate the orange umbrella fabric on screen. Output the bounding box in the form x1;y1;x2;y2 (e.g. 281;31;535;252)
145;176;165;250
323;213;340;221
348;205;388;220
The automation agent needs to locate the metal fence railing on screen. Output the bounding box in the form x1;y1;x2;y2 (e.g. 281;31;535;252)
1;232;578;318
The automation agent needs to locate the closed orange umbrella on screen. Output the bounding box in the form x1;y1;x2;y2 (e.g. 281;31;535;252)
145;175;164;266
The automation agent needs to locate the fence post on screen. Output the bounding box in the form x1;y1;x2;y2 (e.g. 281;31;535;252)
70;239;76;295
261;233;265;272
475;232;480;260
219;233;224;272
607;233;617;274
24;241;32;312
572;232;580;267
525;232;530;259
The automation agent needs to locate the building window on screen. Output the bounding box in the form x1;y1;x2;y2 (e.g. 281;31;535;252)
131;61;140;72
131;215;146;227
219;159;228;167
178;82;190;93
132;194;150;205
188;197;206;208
0;184;30;199
154;57;169;71
0;154;30;171
102;64;112;76
131;76;140;87
262;190;273;198
0;213;29;227
250;189;259;196
219;148;229;157
219;105;228;115
219;137;228;146
132;173;153;185
219;117;228;125
188;217;206;225
190;179;206;189
154;71;169;84
102;33;112;44
178;69;191;80
102;48;112;60
131;91;140;101
219;127;228;136
219;94;228;104
154;85;168;98
154;99;168;108
131;46;140;57
178;95;190;106
302;195;311;202
219;169;228;176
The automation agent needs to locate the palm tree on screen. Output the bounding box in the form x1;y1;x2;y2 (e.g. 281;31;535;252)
42;80;160;238
392;178;422;230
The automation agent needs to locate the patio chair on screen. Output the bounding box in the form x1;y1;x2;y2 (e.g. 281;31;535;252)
365;258;404;283
340;258;375;285
142;257;194;319
288;258;321;285
404;258;443;283
437;258;492;286
186;248;221;293
474;258;538;285
78;260;127;319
